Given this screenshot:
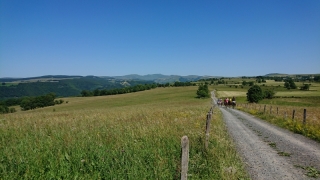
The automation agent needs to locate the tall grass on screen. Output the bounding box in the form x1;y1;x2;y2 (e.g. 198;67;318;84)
0;87;248;179
237;104;320;142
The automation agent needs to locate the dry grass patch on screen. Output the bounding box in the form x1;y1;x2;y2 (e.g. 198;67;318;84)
216;91;246;98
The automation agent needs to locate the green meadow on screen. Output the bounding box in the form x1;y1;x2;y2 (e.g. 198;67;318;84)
0;87;248;179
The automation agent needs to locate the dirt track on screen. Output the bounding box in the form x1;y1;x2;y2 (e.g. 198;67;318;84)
212;92;320;179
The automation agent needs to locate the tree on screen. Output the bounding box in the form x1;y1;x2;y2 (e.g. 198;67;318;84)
0;105;9;114
284;78;297;89
81;90;92;97
20;98;32;110
264;89;275;99
20;93;56;111
284;81;290;89
242;81;247;86
247;85;264;103
93;89;101;96
196;84;210;98
314;76;320;82
300;84;310;91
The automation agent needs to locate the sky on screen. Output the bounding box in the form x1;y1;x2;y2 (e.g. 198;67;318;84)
1;0;319;78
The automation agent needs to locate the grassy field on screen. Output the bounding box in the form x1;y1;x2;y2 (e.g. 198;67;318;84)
214;81;320;102
0;87;248;179
213;81;320;142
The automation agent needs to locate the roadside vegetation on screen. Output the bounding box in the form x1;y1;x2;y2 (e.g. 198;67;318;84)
0;87;248;179
210;76;320;142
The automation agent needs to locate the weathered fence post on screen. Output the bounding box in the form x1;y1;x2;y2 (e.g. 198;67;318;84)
270;106;272;114
284;111;287;119
181;136;189;180
303;109;306;125
264;105;266;114
292;110;295;120
205;112;212;149
277;107;279;115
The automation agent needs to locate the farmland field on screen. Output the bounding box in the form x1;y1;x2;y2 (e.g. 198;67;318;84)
214;81;320;102
0;87;248;179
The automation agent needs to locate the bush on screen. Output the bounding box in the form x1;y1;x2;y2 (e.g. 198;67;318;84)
264;89;275;99
196;84;210;98
9;108;16;113
284;78;297;89
247;85;264;103
0;105;9;114
300;84;310;91
55;99;64;104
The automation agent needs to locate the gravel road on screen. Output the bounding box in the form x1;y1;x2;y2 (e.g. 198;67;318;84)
212;93;320;179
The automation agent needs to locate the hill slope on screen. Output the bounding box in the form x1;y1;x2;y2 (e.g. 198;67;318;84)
0;76;153;99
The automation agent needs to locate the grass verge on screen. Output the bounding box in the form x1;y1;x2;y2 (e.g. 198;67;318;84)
237;104;320;142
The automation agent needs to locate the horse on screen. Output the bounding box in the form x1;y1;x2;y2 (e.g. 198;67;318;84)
224;99;229;108
231;101;236;109
224;98;236;109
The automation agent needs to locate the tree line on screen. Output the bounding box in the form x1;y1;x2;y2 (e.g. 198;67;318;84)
0;93;66;113
81;82;196;97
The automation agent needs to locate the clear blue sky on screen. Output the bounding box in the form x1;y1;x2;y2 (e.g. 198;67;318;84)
1;0;319;78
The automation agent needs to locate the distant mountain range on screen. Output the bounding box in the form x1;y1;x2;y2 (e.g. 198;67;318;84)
0;74;209;100
111;74;210;83
265;73;320;77
0;74;212;84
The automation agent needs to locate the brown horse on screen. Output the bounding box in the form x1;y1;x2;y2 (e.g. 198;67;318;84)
224;99;229;108
224;98;236;108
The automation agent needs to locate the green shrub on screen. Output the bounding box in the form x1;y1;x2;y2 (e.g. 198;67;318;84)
264;89;275;99
247;85;264;103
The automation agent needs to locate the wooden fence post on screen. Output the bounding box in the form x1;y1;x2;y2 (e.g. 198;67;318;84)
181;136;189;180
264;105;266;114
284;111;287;119
303;109;306;125
292;110;295;120
270;106;272;114
277;107;278;115
205;112;212;149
